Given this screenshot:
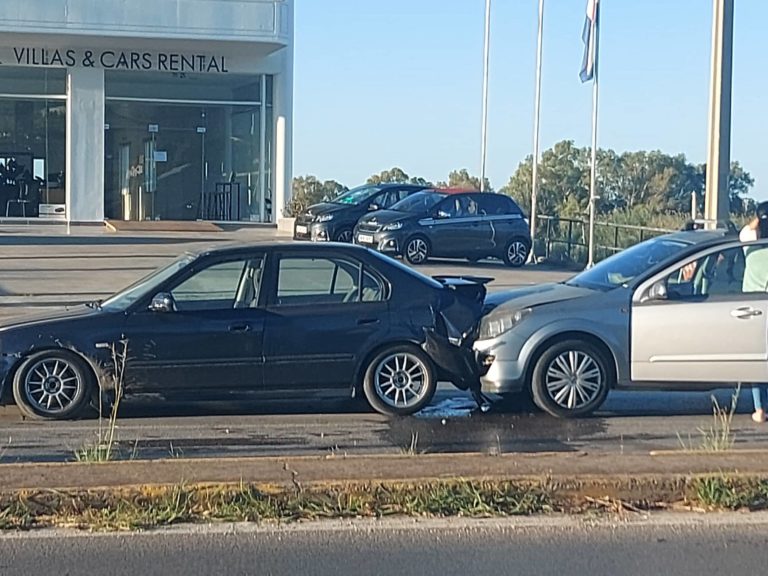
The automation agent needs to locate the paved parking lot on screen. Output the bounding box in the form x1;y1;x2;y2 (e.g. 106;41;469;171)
0;223;573;319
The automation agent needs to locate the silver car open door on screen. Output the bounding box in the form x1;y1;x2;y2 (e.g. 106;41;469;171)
631;243;768;384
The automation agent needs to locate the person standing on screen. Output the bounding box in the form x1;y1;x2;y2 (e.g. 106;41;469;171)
739;202;768;423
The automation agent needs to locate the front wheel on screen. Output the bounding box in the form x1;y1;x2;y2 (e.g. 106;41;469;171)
404;236;430;265
12;350;95;420
334;228;354;243
503;239;530;268
530;339;611;418
363;345;436;416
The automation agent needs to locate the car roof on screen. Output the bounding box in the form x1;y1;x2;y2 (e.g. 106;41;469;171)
659;228;735;247
186;240;372;259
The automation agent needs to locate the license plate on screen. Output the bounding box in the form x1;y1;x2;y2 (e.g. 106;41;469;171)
295;225;308;234
358;234;374;244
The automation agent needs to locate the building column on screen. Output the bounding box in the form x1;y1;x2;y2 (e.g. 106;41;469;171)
66;67;105;223
272;2;294;221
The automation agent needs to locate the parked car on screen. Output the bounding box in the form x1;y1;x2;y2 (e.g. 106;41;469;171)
354;190;531;267
293;183;430;243
475;227;766;418
0;242;488;420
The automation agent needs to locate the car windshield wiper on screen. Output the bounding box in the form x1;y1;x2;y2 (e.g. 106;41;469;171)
85;299;103;310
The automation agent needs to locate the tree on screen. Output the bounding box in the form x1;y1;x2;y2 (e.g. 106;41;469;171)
367;167;432;186
437;168;491;192
285;175;347;216
499;139;755;222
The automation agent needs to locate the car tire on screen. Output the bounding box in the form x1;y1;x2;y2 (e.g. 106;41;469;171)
334;228;354;243
404;236;430;265
503;238;530;268
12;350;95;420
362;344;436;416
530;339;611;418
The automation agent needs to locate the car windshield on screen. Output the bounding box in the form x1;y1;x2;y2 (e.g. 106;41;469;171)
391;191;447;213
567;236;691;290
331;184;382;206
101;253;197;311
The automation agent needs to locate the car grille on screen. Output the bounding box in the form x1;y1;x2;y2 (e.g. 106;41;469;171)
295;213;313;226
357;223;381;234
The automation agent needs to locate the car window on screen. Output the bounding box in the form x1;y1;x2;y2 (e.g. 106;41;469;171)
391;191;446;213
662;246;752;299
476;194;521;216
170;258;262;311
569;236;690;290
276;257;385;306
376;188;414;209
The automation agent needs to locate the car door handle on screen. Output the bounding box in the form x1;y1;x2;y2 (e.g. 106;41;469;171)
229;323;252;333
730;307;763;319
357;318;380;326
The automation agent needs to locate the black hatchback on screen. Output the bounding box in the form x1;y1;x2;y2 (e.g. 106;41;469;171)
354;191;531;267
293;183;430;243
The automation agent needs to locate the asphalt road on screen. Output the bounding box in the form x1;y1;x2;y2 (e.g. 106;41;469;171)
1;514;767;576
1;386;767;463
1;226;767;463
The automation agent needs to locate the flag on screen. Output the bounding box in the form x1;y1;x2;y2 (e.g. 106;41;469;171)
579;0;600;83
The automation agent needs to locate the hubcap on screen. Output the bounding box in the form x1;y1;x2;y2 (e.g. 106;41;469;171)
406;239;428;263
374;353;428;409
544;351;603;410
336;229;353;243
508;241;528;265
24;358;81;414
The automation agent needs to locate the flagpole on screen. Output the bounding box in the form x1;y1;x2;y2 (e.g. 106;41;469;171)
480;0;491;192
586;2;600;268
529;0;545;263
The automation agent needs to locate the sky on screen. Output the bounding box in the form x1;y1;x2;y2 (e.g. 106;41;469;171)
293;1;767;200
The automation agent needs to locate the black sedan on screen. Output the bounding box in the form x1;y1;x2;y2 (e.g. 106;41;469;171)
0;242;487;420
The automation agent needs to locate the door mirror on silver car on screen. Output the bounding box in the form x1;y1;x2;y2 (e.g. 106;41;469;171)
647;281;668;301
149;292;176;313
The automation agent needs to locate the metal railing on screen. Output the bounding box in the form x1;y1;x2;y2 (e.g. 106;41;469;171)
535;215;675;265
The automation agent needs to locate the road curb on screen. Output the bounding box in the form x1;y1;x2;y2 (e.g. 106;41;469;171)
2;451;767;491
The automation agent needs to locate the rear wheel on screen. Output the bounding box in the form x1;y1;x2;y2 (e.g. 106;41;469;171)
12;350;94;420
530;339;611;418
363;345;436;416
503;238;530;267
404;236;430;265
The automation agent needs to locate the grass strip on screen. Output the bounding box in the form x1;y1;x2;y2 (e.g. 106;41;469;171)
0;476;766;531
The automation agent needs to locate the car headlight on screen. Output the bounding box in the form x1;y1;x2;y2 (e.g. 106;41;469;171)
478;308;532;340
316;213;334;223
382;222;403;231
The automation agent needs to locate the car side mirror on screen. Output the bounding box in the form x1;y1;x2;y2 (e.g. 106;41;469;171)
149;292;176;313
647;281;668;301
435;210;451;219
368;203;380;212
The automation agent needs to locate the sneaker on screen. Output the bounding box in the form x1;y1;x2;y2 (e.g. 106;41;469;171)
752;409;766;423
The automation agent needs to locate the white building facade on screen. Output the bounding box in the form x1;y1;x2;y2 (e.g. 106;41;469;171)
0;0;293;224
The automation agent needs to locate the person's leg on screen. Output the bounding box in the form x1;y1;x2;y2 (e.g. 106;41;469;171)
753;385;766;422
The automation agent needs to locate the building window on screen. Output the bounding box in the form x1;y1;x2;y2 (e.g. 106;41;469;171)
0;67;67;219
103;71;273;222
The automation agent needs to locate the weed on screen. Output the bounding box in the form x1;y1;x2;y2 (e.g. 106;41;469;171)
74;339;129;463
401;432;421;456
677;386;740;452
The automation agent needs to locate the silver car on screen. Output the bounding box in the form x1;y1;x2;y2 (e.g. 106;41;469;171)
475;228;768;418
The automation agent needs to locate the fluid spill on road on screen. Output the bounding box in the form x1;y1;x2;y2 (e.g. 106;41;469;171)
386;395;608;455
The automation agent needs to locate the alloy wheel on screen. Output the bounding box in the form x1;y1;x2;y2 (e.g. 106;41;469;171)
335;229;353;243
544;350;603;411
374;352;429;409
23;357;83;415
507;241;528;266
406;238;428;264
